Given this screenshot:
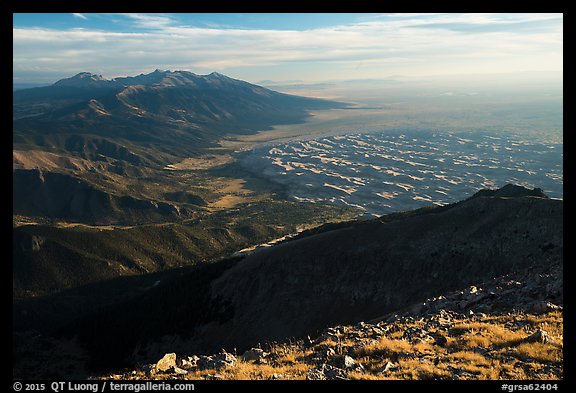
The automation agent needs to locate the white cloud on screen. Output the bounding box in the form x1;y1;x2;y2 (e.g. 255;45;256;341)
72;13;88;20
13;13;563;83
117;13;175;29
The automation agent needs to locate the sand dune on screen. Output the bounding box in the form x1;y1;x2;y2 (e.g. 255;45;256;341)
240;130;563;216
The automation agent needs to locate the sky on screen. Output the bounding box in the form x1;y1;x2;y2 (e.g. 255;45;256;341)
13;13;563;85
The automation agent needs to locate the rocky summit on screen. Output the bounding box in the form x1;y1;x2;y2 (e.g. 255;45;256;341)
100;252;562;380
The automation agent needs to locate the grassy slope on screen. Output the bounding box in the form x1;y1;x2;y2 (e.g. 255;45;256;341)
100;310;563;380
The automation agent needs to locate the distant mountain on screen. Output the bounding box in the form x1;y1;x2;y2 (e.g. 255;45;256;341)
13;82;51;91
13;70;347;165
34;185;561;372
13;70;350;227
53;72;113;88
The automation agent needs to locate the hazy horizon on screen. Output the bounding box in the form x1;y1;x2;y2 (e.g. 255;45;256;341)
14;13;562;85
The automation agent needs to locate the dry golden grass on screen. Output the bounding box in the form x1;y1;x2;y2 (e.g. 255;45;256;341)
458;334;492;348
347;371;386;380
514;343;562;363
412;341;435;353
101;311;563;381
395;359;452;380
448;322;527;349
353;336;412;358
448;351;491;365
182;360;312;380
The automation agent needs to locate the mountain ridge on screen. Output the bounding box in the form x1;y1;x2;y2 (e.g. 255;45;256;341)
28;185;561;373
95;256;563;380
13;70;353;233
14;70;348;166
52;70;250;89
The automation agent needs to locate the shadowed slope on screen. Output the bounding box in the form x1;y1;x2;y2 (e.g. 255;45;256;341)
51;186;561;371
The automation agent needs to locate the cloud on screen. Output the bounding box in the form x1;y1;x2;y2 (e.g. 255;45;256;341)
72;13;88;20
401;13;563;34
13;13;563;83
116;13;176;29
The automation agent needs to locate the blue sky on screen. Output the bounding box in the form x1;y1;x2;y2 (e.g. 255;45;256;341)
13;13;563;84
13;13;380;32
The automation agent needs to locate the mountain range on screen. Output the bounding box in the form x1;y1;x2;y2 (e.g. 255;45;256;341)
14;70;346;164
13;70;349;226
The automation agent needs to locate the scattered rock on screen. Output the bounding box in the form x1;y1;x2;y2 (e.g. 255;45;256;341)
180;355;199;369
327;327;342;334
242;348;268;362
453;370;478;380
314;347;336;361
197;353;236;371
197;356;214;371
472;346;490;356
524;329;552;344
155;353;177;372
202;374;223;380
104;240;563;381
430;332;448;346
402;327;434;343
531;301;561;314
172;367;188;375
315;331;339;344
342;355;356;369
369;326;387;337
212;351;236;369
306;368;326;380
376;361;398;375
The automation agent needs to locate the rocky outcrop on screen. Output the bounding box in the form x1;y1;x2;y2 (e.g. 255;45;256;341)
376;248;562;323
103;260;563;380
154;353;177;372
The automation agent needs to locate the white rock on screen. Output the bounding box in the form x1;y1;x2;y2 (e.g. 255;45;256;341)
155;353;177;372
173;367;189;375
343;355;356;369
